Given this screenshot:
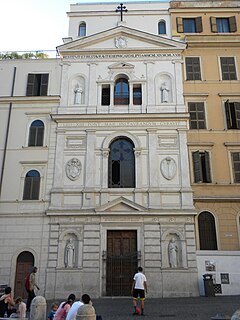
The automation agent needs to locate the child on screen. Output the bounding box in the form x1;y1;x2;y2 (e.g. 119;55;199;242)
47;303;59;320
15;297;26;318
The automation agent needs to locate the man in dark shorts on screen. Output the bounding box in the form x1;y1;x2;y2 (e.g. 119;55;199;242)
131;266;147;316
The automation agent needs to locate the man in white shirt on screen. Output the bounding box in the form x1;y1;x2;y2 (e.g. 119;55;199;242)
131;266;147;316
66;300;83;320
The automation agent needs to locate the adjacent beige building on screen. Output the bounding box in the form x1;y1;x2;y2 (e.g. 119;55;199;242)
170;0;240;295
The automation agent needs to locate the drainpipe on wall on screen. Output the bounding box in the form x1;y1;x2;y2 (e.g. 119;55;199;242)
0;66;16;198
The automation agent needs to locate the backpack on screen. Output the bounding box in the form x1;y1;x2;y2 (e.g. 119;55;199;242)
25;273;30;292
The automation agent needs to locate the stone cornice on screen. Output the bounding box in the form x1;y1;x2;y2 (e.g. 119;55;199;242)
0;95;60;104
185;35;240;47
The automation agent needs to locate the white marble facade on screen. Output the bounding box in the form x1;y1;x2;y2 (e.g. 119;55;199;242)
0;2;199;299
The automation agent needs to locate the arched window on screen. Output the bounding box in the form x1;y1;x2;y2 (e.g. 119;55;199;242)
158;20;166;34
108;138;135;188
78;22;86;37
198;211;217;250
28;120;44;147
114;78;129;105
23;170;40;200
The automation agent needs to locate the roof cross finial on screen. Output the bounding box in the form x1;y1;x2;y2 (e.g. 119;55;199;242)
116;3;128;22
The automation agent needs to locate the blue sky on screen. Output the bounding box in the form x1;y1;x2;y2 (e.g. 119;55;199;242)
0;0;165;53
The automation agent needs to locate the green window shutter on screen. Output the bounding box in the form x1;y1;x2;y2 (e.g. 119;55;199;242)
195;17;203;33
210;16;217;32
40;74;49;96
177;17;183;33
225;101;232;129
26;74;35;96
234;102;240;129
204;151;211;183
192;151;201;182
229;16;237;32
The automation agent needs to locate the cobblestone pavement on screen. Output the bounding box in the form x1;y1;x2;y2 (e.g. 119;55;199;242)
47;295;240;320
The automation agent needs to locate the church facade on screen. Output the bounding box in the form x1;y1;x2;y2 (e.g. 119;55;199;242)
2;0;239;299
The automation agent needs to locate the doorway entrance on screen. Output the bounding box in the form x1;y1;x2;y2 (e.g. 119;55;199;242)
106;230;138;296
14;251;34;298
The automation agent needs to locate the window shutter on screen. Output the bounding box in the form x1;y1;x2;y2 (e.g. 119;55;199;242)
28;127;37;146
195;17;203;33
229;16;237;32
26;74;35;96
40;74;49;96
23;177;31;200
36;127;44;146
177;17;183;33
225;101;232;129
234;102;240;129
192;151;201;182
210;16;217;32
204;151;211;183
32;177;40;200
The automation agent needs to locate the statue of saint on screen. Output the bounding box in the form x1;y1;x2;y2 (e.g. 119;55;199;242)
65;238;75;268
168;237;178;268
74;85;83;104
160;82;169;103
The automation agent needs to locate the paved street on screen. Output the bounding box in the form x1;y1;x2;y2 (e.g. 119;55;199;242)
92;296;240;320
48;295;240;320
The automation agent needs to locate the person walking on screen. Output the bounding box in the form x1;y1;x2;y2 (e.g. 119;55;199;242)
26;266;39;311
131;266;147;316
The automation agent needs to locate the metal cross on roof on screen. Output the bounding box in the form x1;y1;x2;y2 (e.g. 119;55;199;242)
116;3;128;22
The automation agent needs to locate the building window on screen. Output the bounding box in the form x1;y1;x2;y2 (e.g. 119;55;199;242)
23;170;40;200
176;17;202;33
189;102;206;129
225;101;240;129
192;151;211;183
78;22;86;36
210;16;237;33
185;57;201;80
133;85;142;105
198;211;218;250
114;78;129;105
101;85;110;106
232;152;240;183
220;57;237;80
108;137;135;188
26;74;49;96
28;120;44;146
158;20;166;34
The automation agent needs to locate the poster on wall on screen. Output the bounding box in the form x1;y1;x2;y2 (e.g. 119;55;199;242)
221;273;230;284
205;260;216;272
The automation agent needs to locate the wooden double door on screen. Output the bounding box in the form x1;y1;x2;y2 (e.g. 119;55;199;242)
106;230;138;296
14;251;34;298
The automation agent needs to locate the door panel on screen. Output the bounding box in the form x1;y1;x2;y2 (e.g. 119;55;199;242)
14;252;34;298
106;230;137;296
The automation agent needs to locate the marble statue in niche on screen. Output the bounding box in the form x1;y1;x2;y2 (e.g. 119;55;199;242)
160;82;170;103
74;85;83;104
64;238;75;268
168;237;178;268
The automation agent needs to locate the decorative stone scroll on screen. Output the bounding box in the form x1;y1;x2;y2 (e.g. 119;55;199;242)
160;157;176;180
66;158;81;181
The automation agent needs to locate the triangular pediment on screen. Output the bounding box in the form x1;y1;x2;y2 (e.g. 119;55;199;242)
95;197;146;213
57;25;186;55
108;62;135;70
